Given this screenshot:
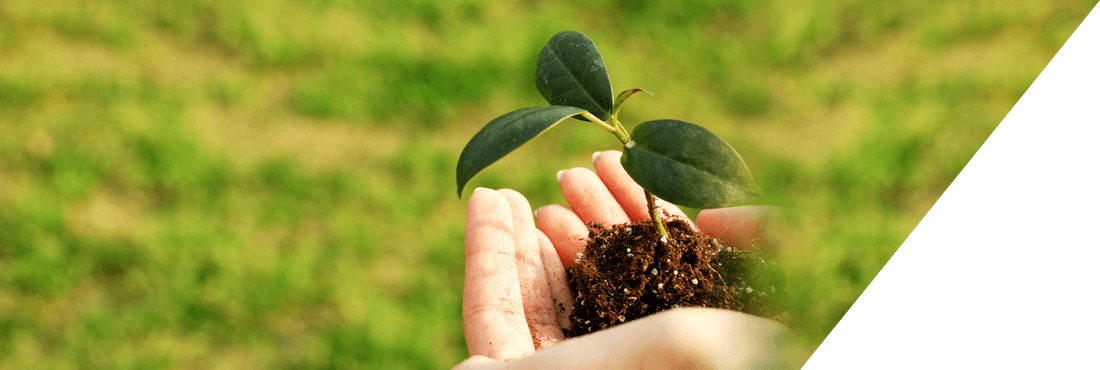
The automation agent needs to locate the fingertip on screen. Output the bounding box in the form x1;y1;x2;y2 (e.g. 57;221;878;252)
600;149;623;161
467;189;512;228
470;187;497;202
557;167;587;184
497;189;532;211
533;205;556;221
592;151;623;177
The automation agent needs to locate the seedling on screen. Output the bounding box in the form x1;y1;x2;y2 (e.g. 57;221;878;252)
456;30;761;238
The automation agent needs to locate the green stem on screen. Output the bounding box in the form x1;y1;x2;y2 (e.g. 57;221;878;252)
609;116;630;139
582;111;631;144
645;190;669;240
587;111;668;240
581;111;616;132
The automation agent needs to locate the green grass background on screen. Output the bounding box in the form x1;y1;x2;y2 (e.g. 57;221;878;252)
0;0;1094;368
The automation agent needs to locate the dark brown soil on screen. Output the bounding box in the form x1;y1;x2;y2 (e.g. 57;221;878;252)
563;217;786;337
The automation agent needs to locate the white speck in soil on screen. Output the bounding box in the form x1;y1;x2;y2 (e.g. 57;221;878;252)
691;278;698;285
618;315;625;322
660;235;667;243
626;248;631;253
651;268;658;275
657;283;664;289
673;270;678;275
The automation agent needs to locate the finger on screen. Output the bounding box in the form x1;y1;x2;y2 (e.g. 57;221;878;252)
538;230;573;330
498;189;565;349
592;151;693;226
557;167;631;226
463;188;535;360
696;205;777;252
534;204;588;268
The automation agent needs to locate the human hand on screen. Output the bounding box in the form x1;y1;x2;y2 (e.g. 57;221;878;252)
456;150;787;369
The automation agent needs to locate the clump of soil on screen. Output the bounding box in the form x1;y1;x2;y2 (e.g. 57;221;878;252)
564;217;786;337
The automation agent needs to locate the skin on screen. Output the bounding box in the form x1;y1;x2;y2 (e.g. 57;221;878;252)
458;150;788;369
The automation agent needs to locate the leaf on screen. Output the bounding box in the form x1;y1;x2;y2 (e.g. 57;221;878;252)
535;31;614;120
620;119;762;208
612;88;651;116
456;106;587;197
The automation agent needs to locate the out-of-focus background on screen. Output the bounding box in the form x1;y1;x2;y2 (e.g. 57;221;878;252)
0;0;1094;368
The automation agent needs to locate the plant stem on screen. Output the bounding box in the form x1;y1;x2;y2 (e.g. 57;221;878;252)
586;111;669;240
583;111;631;145
608;116;630;138
581;111;617;132
645;190;670;239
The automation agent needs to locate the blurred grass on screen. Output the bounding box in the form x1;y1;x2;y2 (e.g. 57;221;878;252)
0;0;1095;368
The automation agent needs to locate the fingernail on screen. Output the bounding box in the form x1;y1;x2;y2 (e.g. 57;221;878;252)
592;151;602;162
556;169;566;182
473;187;488;192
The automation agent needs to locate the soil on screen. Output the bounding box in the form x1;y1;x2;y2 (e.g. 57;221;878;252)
563;217;787;337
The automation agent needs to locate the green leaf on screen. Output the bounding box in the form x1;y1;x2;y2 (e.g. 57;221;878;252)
612;88;651;117
621;119;762;208
536;31;614;120
456;106;587;197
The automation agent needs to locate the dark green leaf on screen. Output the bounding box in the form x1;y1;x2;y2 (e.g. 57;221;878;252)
612;88;651;116
621;119;762;208
456;106;587;197
536;31;614;120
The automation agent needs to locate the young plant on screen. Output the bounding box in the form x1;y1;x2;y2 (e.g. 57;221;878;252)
456;30;761;238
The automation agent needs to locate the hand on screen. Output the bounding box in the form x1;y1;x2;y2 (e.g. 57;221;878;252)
456;151;788;369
